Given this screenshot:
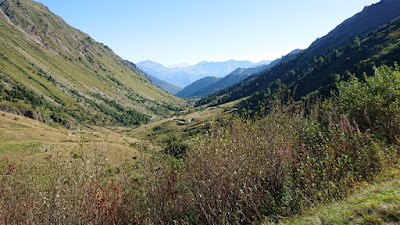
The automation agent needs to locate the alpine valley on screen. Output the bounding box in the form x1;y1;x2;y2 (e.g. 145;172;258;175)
1;0;400;224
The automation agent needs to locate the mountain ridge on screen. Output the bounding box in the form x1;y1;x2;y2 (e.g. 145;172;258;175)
303;0;400;60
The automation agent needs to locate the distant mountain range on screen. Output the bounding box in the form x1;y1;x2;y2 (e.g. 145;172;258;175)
136;60;272;88
176;49;302;98
198;0;400;108
123;61;182;95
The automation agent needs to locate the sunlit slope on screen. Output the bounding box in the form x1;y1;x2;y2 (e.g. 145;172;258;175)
0;0;183;127
0;111;142;167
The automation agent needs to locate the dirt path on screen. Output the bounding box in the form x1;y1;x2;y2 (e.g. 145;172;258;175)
170;106;239;124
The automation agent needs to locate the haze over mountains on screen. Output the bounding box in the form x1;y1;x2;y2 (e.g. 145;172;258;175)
136;59;272;88
137;48;302;98
176;49;302;98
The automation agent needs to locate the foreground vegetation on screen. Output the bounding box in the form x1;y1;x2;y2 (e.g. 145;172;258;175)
1;65;399;224
280;165;400;224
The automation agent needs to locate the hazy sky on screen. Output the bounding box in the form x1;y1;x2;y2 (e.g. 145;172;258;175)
35;0;380;67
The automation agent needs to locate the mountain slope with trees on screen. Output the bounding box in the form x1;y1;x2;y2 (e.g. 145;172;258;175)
176;64;276;98
304;0;400;60
197;0;400;108
0;0;183;127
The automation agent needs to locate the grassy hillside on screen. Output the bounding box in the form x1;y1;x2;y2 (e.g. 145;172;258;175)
0;110;142;166
0;0;183;128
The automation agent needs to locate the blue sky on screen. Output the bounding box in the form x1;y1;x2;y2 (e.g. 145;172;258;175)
35;0;380;67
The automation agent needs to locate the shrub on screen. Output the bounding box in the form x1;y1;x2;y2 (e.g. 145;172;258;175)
0;151;141;224
182;110;298;223
163;135;189;159
337;64;400;143
292;107;384;210
142;94;395;224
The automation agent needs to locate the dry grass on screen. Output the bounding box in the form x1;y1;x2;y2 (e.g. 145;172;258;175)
125;97;243;141
0;111;141;166
0;150;142;224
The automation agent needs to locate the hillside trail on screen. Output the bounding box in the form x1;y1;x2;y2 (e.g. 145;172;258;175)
170;106;238;124
170;107;216;124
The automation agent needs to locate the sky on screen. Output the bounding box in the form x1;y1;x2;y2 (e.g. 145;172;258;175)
35;0;380;67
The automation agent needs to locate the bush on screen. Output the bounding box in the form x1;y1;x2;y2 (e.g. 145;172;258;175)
337;64;400;143
163;135;189;159
141;90;398;224
181;109;298;223
141;97;382;223
292;108;384;209
0;152;142;224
